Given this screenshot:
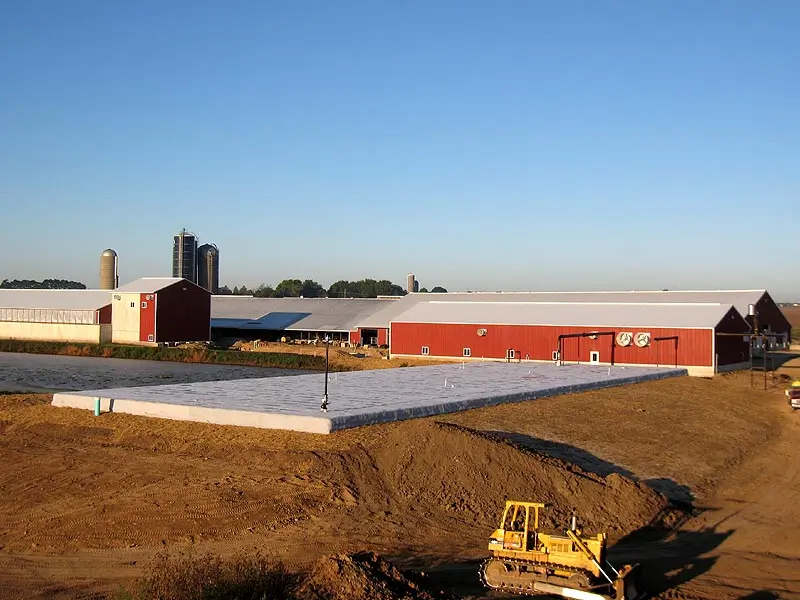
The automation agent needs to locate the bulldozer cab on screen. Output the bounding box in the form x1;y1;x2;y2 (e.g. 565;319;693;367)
498;501;545;553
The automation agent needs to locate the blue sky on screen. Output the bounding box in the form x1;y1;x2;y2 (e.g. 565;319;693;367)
1;1;798;299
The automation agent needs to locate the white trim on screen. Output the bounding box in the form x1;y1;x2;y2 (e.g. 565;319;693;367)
388;353;718;376
463;347;471;357
589;350;600;363
421;346;430;355
422;300;730;307
391;320;715;331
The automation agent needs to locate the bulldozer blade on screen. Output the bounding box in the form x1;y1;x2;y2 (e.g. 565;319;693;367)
525;563;645;600
613;563;646;600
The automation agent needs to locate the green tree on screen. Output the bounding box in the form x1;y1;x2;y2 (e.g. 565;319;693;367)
275;279;303;297
217;285;233;295
254;284;275;298
301;280;325;298
327;280;350;298
1;278;86;289
418;287;429;293
430;286;448;293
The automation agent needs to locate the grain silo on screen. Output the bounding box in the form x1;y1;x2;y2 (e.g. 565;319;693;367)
172;228;198;283
99;249;119;290
196;243;220;294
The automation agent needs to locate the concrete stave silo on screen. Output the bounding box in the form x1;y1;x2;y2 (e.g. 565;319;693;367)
99;249;119;290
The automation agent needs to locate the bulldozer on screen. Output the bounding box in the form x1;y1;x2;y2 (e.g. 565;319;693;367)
479;500;645;600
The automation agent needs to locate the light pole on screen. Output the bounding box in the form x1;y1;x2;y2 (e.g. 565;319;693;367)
320;335;330;411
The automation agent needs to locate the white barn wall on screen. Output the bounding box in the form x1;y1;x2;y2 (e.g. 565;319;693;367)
112;293;141;343
0;322;106;343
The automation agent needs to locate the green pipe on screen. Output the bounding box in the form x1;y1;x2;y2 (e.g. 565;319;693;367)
94;397;101;416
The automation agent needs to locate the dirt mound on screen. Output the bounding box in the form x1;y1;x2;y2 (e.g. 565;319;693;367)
361;421;669;536
296;551;449;600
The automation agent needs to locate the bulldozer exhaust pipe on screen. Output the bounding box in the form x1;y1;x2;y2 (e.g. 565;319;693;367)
571;514;577;531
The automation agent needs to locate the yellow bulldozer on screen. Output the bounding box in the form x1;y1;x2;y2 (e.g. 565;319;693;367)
480;500;645;600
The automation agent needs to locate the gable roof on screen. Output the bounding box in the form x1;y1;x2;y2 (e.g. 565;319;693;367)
391;301;742;329
211;297;393;332
360;289;769;328
0;289;111;311
114;277;204;294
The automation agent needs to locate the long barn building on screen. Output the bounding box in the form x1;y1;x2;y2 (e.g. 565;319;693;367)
389;301;751;376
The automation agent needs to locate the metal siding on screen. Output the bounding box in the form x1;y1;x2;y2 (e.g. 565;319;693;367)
139;293;156;343
715;306;751;366
749;293;792;336
390;323;714;367
154;282;211;343
377;328;388;346
98;304;112;325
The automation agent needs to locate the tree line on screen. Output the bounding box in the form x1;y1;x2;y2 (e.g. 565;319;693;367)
217;278;447;298
1;279;87;289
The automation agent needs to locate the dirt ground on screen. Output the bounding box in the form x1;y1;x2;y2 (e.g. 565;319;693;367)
1;356;799;600
231;339;450;371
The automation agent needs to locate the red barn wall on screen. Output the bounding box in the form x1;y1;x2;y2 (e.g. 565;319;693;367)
390;322;715;367
98;304;112;325
155;282;211;343
139;293;156;343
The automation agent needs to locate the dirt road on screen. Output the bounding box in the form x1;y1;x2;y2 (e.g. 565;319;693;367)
1;360;798;599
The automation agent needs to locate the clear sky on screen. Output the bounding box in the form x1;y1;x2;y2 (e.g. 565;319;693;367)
1;1;798;299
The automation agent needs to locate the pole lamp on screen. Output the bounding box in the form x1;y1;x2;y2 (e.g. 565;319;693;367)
320;335;330;411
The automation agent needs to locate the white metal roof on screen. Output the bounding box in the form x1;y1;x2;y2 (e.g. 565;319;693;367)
114;277;199;294
390;301;741;329
0;289;111;311
361;290;768;328
211;297;393;332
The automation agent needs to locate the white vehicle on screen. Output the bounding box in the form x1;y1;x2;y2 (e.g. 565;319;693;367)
788;386;800;410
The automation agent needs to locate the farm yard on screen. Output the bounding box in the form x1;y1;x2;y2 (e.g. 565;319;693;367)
1;356;799;600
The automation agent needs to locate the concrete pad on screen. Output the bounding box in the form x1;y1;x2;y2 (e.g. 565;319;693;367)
52;362;687;434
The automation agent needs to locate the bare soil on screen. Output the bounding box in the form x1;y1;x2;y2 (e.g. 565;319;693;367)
1;357;799;600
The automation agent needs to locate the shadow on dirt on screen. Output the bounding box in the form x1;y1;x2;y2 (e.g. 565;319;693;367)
484;431;695;504
738;591;780;600
610;515;734;598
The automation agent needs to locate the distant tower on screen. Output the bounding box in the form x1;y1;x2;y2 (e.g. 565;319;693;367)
99;249;119;290
407;273;418;293
172;228;198;283
197;243;220;294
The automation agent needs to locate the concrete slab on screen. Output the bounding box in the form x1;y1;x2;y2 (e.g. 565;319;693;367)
52;362;687;434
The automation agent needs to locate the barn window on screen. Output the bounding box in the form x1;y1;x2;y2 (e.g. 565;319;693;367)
421;346;430;355
130;302;135;308
590;351;600;363
552;350;560;361
463;348;471;357
147;334;154;342
141;301;148;309
506;349;515;359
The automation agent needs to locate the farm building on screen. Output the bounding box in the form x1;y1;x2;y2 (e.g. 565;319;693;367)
111;278;210;345
366;289;791;344
388;301;751;376
211;297;394;345
0;289;112;343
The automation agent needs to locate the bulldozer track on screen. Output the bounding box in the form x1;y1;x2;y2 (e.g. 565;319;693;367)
479;555;593;594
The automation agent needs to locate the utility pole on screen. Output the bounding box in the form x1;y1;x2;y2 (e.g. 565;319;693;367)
320;335;330;411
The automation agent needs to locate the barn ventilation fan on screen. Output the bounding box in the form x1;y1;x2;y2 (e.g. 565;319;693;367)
477;328;488;336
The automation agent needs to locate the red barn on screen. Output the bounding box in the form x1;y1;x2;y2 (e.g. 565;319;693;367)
389;301;750;376
112;277;210;345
